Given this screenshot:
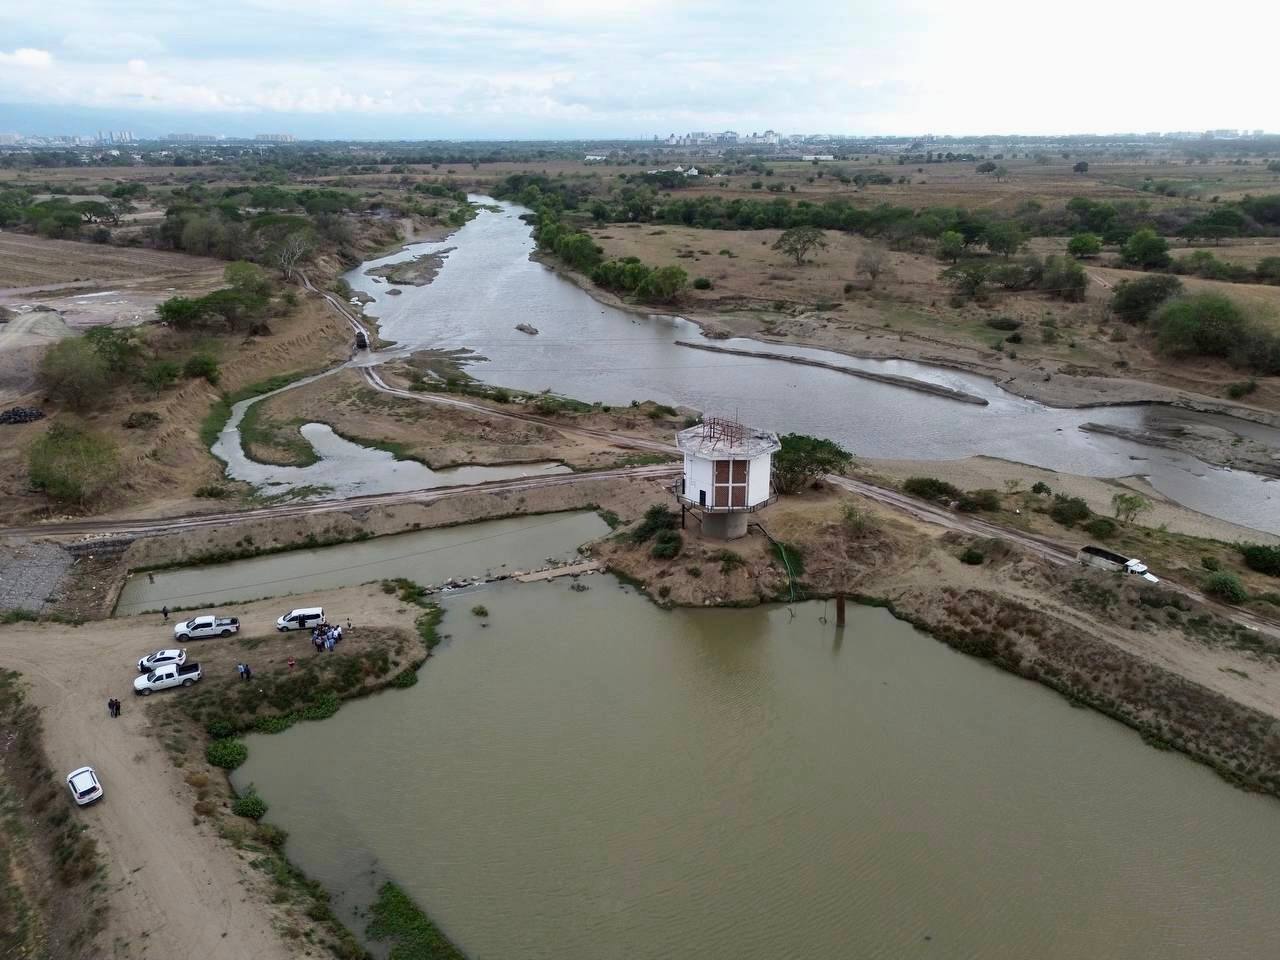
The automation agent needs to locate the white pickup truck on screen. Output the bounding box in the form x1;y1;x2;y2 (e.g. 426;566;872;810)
133;662;202;695
173;615;240;641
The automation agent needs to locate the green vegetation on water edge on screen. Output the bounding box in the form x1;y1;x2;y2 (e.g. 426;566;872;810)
367;881;467;960
199;368;322;457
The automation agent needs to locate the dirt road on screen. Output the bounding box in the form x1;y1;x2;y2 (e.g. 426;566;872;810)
0;586;420;959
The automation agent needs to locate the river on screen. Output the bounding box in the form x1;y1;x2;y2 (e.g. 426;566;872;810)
236;581;1280;959
343;199;1280;533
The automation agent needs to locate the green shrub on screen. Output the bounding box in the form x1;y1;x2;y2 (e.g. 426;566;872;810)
956;489;1001;512
1240;543;1280;576
1030;481;1051;496
141;359;181;392
183;354;221;384
771;541;805;575
1200;555;1221;571
693;277;713;290
960;548;985;565
206;738;249;770
658;585;671;598
903;476;961;501
470;605;489;618
1112;274;1183;323
194;484;231;499
1205;572;1248;604
630;504;678;543
38;338;111;411
686;565;702;577
1049;494;1091;527
205;718;237;739
28;422;119;505
232;790;268;820
650;528;683;559
984;316;1022;331
1226;379;1258;399
1083;516;1117;539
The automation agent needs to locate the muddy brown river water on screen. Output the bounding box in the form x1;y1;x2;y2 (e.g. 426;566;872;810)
235;582;1280;959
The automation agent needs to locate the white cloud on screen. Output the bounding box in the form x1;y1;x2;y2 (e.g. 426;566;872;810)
0;48;53;68
0;0;1277;135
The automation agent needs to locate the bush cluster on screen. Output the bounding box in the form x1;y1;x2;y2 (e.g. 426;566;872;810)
903;476;961;501
206;738;249;769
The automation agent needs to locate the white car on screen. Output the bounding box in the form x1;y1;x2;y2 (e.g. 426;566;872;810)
276;607;324;632
137;648;187;673
66;766;103;806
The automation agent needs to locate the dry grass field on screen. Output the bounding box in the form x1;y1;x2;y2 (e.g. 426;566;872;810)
0;232;225;290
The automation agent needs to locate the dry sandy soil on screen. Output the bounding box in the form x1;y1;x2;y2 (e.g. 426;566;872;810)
0;232;225;292
247;367;680;472
0;584;422;960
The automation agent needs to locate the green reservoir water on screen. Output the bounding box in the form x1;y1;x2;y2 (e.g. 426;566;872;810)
235;580;1280;959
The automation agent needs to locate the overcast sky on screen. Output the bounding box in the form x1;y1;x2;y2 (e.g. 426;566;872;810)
0;0;1275;139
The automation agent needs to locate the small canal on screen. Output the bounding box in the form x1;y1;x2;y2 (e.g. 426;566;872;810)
235;579;1280;960
114;511;607;614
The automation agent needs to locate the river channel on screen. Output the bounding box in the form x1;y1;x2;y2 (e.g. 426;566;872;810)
114;511;606;614
236;581;1280;959
344;199;1280;533
210;369;567;498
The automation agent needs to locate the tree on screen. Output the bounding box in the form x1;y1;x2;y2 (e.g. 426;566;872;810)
224;261;272;299
1067;233;1103;258
936;230;965;263
772;226;827;266
1205;572;1247;604
941;261;990;301
1111;492;1152;523
635;265;687;303
983;221;1025;258
38;339;111;411
975;161;997;174
773;434;854;493
1121;228;1171;269
1112;275;1183;323
994;166;1009;182
1040;255;1088;302
1151;293;1248;359
1073;161;1089;174
272;230;312;280
855;246;889;289
27;421;120;505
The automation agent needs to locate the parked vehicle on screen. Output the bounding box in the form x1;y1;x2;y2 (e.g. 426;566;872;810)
134;662;202;695
354;330;369;350
1077;545;1160;583
173;615;239;641
137;648;187;673
276;607;324;632
66;766;103;806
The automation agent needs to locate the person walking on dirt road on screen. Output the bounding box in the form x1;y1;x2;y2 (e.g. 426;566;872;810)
161;605;169;622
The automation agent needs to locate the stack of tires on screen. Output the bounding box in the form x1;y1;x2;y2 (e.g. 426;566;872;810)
0;406;45;425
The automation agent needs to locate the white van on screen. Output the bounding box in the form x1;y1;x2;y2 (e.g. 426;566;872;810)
276;607;325;632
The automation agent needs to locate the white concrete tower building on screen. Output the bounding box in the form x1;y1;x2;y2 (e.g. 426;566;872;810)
674;418;780;540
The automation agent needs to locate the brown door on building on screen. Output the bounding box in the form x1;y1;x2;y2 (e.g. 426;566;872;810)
713;459;748;507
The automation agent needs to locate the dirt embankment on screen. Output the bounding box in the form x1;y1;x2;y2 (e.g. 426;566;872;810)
599;486;1280;798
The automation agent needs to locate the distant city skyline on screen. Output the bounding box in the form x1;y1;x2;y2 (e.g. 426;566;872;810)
0;0;1275;140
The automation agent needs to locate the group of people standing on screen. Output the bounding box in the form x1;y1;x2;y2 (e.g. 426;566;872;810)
236;662;254;681
106;698;122;718
312;621;343;652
